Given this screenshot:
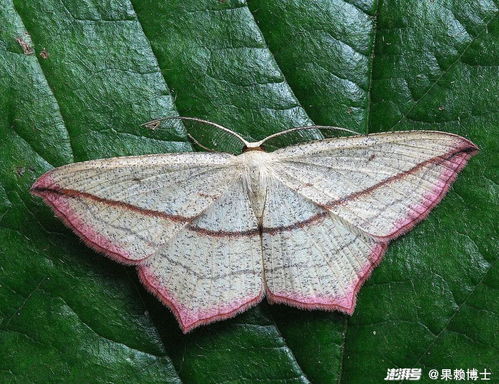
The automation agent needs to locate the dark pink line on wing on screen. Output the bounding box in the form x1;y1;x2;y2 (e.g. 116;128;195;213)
31;186;141;265
263;143;478;236
31;186;193;223
378;149;474;240
188;226;260;238
32;183;260;238
324;144;478;209
261;211;329;235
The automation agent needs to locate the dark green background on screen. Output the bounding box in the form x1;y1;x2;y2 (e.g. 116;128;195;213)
0;0;497;383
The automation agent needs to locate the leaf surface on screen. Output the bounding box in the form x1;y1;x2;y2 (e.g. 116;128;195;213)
0;0;497;383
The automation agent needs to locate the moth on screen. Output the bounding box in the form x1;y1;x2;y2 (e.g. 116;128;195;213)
31;117;478;332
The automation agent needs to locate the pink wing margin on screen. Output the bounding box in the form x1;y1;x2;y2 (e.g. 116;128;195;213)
264;133;479;315
374;141;479;241
137;267;264;333
31;173;144;265
31;168;264;333
266;243;388;315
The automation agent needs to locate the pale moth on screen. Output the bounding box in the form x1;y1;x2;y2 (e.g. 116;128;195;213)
31;117;478;333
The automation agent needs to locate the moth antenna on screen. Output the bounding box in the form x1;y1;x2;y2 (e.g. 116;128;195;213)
142;116;251;148
187;133;217;152
253;125;360;147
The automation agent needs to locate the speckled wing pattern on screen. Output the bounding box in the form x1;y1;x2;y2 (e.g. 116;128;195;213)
263;131;477;313
31;152;263;332
31;130;478;332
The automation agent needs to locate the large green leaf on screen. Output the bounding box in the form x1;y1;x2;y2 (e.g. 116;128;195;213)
0;0;497;383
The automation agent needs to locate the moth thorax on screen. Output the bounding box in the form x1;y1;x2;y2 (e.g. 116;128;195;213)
238;151;273;222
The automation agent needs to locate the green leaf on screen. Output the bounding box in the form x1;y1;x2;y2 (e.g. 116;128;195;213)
0;0;497;383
